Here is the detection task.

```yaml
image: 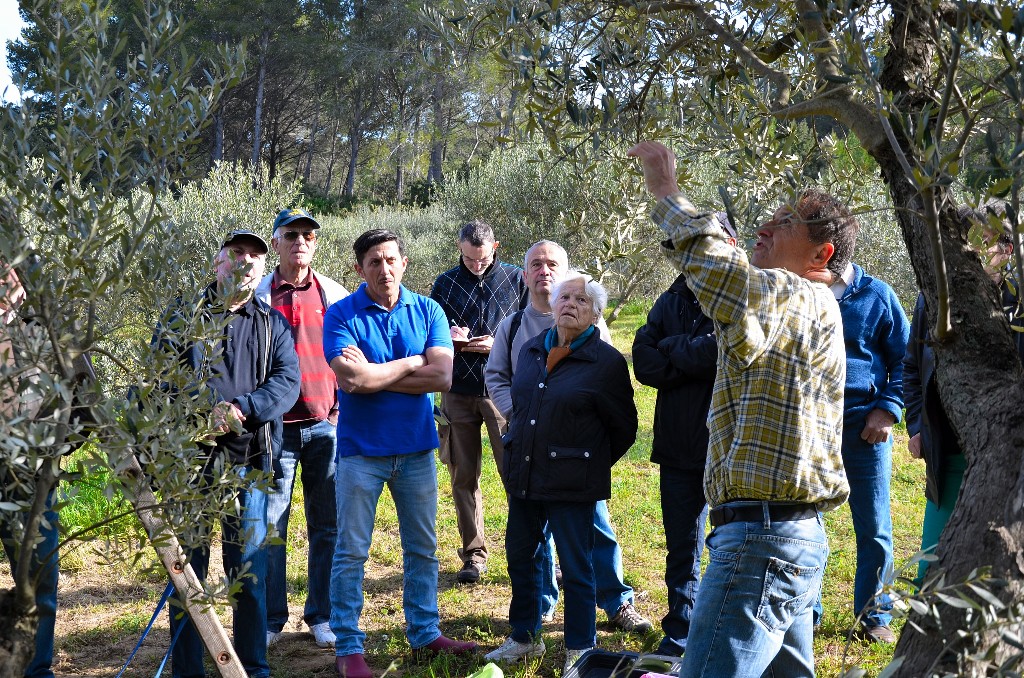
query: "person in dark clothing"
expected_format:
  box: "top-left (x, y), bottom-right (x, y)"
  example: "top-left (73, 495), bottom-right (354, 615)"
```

top-left (632, 213), bottom-right (736, 657)
top-left (906, 202), bottom-right (1023, 582)
top-left (155, 229), bottom-right (300, 678)
top-left (429, 220), bottom-right (527, 584)
top-left (486, 272), bottom-right (638, 674)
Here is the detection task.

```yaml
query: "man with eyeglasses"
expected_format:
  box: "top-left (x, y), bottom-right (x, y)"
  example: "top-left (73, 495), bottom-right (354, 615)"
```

top-left (257, 208), bottom-right (348, 649)
top-left (430, 221), bottom-right (528, 584)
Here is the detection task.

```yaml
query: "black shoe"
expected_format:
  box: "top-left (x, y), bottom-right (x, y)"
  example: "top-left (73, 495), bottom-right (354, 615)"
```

top-left (456, 561), bottom-right (485, 584)
top-left (555, 564), bottom-right (563, 588)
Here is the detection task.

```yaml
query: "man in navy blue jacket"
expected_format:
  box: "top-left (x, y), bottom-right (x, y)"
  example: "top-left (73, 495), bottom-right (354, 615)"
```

top-left (632, 213), bottom-right (736, 657)
top-left (830, 258), bottom-right (909, 643)
top-left (430, 221), bottom-right (527, 584)
top-left (156, 229), bottom-right (300, 678)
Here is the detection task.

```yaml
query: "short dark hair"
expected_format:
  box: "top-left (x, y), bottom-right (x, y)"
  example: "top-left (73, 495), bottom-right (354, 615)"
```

top-left (458, 220), bottom-right (495, 247)
top-left (353, 229), bottom-right (405, 266)
top-left (796, 188), bottom-right (859, 276)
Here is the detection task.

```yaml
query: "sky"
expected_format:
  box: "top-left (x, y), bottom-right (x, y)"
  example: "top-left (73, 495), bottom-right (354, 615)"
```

top-left (1, 0), bottom-right (27, 103)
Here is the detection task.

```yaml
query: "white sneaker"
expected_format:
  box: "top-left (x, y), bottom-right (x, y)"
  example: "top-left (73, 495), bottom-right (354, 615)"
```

top-left (309, 622), bottom-right (336, 648)
top-left (542, 610), bottom-right (555, 623)
top-left (563, 647), bottom-right (594, 674)
top-left (266, 631), bottom-right (281, 648)
top-left (484, 636), bottom-right (546, 662)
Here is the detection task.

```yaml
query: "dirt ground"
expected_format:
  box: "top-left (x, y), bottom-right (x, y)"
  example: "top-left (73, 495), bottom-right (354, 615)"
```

top-left (21, 542), bottom-right (338, 678)
top-left (4, 535), bottom-right (591, 678)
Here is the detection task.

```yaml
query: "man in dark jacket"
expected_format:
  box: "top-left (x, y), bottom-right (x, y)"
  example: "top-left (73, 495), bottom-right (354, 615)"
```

top-left (430, 221), bottom-right (527, 584)
top-left (632, 213), bottom-right (736, 657)
top-left (156, 229), bottom-right (300, 678)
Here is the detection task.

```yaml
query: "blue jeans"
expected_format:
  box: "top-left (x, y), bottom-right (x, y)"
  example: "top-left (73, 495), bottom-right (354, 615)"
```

top-left (506, 496), bottom-right (596, 650)
top-left (538, 500), bottom-right (632, 619)
top-left (169, 468), bottom-right (269, 678)
top-left (266, 419), bottom-right (337, 632)
top-left (680, 505), bottom-right (827, 678)
top-left (658, 467), bottom-right (707, 656)
top-left (842, 432), bottom-right (894, 628)
top-left (329, 451), bottom-right (441, 656)
top-left (0, 497), bottom-right (59, 678)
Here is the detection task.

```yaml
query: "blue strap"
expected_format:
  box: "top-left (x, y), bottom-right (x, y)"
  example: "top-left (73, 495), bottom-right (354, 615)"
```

top-left (115, 582), bottom-right (176, 678)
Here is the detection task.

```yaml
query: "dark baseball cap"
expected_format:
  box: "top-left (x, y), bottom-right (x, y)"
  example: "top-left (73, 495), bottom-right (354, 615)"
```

top-left (222, 229), bottom-right (269, 254)
top-left (273, 208), bottom-right (321, 232)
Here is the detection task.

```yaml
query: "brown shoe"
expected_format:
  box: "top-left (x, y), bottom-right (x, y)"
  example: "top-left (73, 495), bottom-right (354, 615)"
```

top-left (417, 634), bottom-right (479, 657)
top-left (336, 653), bottom-right (373, 678)
top-left (852, 624), bottom-right (896, 644)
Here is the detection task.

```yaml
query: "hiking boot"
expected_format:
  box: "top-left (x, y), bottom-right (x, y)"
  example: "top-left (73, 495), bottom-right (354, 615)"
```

top-left (417, 634), bottom-right (478, 657)
top-left (609, 602), bottom-right (653, 633)
top-left (564, 647), bottom-right (594, 674)
top-left (336, 653), bottom-right (373, 678)
top-left (456, 561), bottom-right (485, 584)
top-left (310, 622), bottom-right (336, 648)
top-left (852, 623), bottom-right (897, 644)
top-left (484, 636), bottom-right (546, 662)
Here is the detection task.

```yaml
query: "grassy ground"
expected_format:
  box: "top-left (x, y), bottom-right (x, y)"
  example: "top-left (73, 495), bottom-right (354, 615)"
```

top-left (8, 299), bottom-right (925, 677)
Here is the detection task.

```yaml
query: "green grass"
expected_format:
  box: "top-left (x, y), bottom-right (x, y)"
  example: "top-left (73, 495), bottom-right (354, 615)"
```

top-left (42, 301), bottom-right (924, 677)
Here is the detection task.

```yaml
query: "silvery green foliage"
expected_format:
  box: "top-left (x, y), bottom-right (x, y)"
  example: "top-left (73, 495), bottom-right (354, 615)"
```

top-left (314, 204), bottom-right (458, 295)
top-left (170, 162), bottom-right (302, 283)
top-left (0, 1), bottom-right (248, 671)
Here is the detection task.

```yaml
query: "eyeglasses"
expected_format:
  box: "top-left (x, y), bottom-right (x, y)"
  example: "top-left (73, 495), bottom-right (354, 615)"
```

top-left (281, 231), bottom-right (317, 242)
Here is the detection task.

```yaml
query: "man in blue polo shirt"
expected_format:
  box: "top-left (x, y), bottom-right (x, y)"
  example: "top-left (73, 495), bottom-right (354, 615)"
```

top-left (323, 229), bottom-right (478, 678)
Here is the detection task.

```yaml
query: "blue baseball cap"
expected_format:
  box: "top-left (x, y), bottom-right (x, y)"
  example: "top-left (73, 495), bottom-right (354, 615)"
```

top-left (273, 208), bottom-right (321, 232)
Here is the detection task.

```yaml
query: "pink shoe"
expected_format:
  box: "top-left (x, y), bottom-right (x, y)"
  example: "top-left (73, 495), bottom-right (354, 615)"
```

top-left (336, 653), bottom-right (373, 678)
top-left (418, 635), bottom-right (479, 657)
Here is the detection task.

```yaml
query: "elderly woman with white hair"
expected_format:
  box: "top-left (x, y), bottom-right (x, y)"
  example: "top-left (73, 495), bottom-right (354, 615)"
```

top-left (489, 271), bottom-right (638, 673)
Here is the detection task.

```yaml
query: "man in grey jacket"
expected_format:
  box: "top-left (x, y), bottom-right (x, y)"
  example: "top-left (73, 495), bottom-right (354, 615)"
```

top-left (256, 208), bottom-right (348, 649)
top-left (484, 240), bottom-right (652, 640)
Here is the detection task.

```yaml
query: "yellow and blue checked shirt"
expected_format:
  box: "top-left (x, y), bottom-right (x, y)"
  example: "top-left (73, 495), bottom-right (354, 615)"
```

top-left (651, 194), bottom-right (850, 512)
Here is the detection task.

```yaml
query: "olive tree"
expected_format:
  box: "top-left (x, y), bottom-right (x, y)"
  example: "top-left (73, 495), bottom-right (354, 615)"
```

top-left (0, 1), bottom-right (248, 674)
top-left (434, 0), bottom-right (1024, 674)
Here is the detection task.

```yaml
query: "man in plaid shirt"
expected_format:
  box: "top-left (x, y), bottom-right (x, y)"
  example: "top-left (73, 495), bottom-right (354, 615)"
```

top-left (630, 141), bottom-right (850, 678)
top-left (430, 221), bottom-right (528, 584)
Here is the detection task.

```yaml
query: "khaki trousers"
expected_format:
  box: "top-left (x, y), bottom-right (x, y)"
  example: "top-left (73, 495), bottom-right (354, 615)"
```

top-left (439, 391), bottom-right (506, 565)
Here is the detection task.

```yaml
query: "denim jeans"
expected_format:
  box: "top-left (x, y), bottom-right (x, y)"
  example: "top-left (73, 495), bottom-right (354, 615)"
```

top-left (0, 497), bottom-right (58, 678)
top-left (266, 419), bottom-right (337, 632)
top-left (506, 495), bottom-right (596, 650)
top-left (657, 467), bottom-right (707, 656)
top-left (680, 505), bottom-right (827, 678)
top-left (329, 451), bottom-right (441, 656)
top-left (537, 500), bottom-right (632, 619)
top-left (169, 467), bottom-right (269, 678)
top-left (841, 431), bottom-right (894, 628)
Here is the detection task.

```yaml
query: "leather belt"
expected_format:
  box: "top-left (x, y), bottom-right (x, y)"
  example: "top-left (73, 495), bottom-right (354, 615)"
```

top-left (709, 502), bottom-right (819, 528)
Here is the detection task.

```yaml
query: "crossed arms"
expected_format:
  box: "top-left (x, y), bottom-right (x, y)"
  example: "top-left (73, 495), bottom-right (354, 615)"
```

top-left (330, 345), bottom-right (453, 395)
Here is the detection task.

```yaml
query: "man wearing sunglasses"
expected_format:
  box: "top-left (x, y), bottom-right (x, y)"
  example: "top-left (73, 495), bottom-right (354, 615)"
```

top-left (257, 208), bottom-right (349, 649)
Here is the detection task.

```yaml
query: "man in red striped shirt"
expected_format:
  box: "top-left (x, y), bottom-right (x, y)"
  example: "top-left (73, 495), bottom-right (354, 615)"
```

top-left (257, 208), bottom-right (349, 650)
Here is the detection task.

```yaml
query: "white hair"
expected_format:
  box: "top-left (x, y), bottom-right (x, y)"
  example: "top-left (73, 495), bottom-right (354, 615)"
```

top-left (550, 270), bottom-right (608, 317)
